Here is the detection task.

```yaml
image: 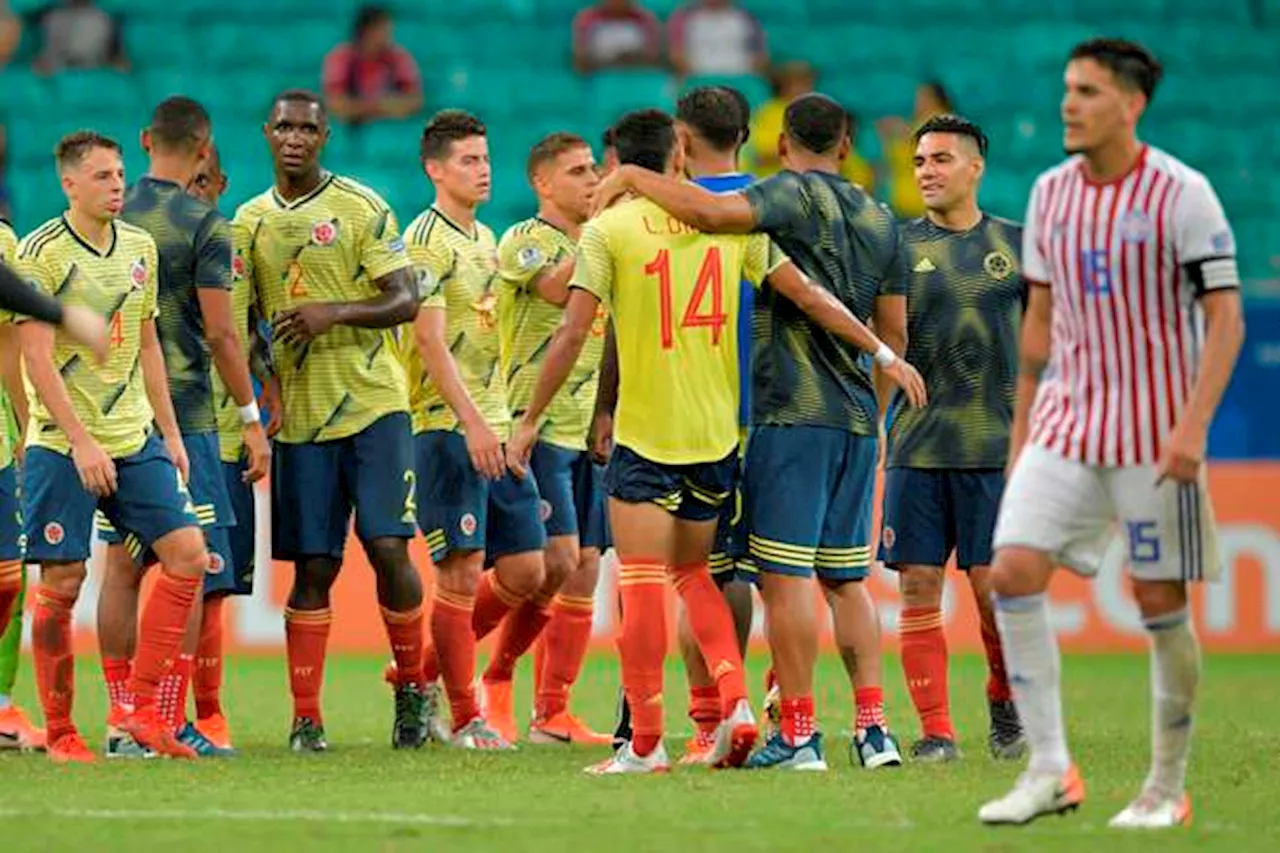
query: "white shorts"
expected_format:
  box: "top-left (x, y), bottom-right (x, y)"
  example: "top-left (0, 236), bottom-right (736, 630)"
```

top-left (993, 443), bottom-right (1220, 583)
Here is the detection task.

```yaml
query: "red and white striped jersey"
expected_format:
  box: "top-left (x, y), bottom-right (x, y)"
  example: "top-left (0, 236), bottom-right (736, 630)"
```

top-left (1023, 145), bottom-right (1237, 468)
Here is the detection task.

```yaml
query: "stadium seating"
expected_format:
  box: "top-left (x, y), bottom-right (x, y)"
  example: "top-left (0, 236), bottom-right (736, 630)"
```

top-left (0, 0), bottom-right (1275, 287)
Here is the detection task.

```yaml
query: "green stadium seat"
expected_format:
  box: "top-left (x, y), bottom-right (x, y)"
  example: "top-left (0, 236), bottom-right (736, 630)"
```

top-left (0, 69), bottom-right (51, 118)
top-left (587, 70), bottom-right (676, 117)
top-left (50, 71), bottom-right (143, 117)
top-left (1162, 0), bottom-right (1253, 24)
top-left (124, 19), bottom-right (190, 70)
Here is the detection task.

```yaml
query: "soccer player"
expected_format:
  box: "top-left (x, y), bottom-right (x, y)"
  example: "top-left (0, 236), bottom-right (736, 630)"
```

top-left (482, 131), bottom-right (610, 746)
top-left (237, 89), bottom-right (427, 752)
top-left (186, 144), bottom-right (277, 751)
top-left (400, 110), bottom-right (543, 750)
top-left (882, 114), bottom-right (1027, 763)
top-left (16, 131), bottom-right (213, 762)
top-left (596, 94), bottom-right (916, 771)
top-left (508, 108), bottom-right (924, 775)
top-left (977, 40), bottom-right (1244, 829)
top-left (95, 97), bottom-right (270, 758)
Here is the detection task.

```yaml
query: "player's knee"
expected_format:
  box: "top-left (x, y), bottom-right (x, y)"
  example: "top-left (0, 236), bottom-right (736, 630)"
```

top-left (436, 551), bottom-right (483, 595)
top-left (899, 566), bottom-right (944, 607)
top-left (154, 527), bottom-right (210, 579)
top-left (365, 536), bottom-right (411, 577)
top-left (1130, 578), bottom-right (1187, 621)
top-left (40, 562), bottom-right (87, 599)
top-left (990, 547), bottom-right (1052, 599)
top-left (542, 539), bottom-right (578, 596)
top-left (495, 551), bottom-right (545, 599)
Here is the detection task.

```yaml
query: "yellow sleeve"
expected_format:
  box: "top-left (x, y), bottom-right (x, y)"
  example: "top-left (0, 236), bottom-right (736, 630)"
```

top-left (569, 221), bottom-right (613, 310)
top-left (742, 234), bottom-right (787, 288)
top-left (13, 246), bottom-right (54, 298)
top-left (359, 207), bottom-right (413, 282)
top-left (409, 237), bottom-right (451, 310)
top-left (141, 239), bottom-right (160, 320)
top-left (498, 227), bottom-right (555, 293)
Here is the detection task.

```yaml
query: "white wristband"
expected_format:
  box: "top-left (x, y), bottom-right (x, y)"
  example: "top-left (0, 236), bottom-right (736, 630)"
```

top-left (873, 342), bottom-right (897, 368)
top-left (238, 401), bottom-right (261, 426)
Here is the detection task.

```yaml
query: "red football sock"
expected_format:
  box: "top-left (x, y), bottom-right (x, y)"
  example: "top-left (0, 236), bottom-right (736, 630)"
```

top-left (900, 606), bottom-right (954, 739)
top-left (194, 596), bottom-right (224, 720)
top-left (158, 654), bottom-right (193, 733)
top-left (688, 684), bottom-right (720, 736)
top-left (0, 559), bottom-right (22, 631)
top-left (535, 594), bottom-right (593, 719)
top-left (102, 656), bottom-right (133, 715)
top-left (381, 605), bottom-right (425, 686)
top-left (432, 588), bottom-right (480, 728)
top-left (531, 635), bottom-right (548, 698)
top-left (284, 606), bottom-right (332, 724)
top-left (33, 585), bottom-right (77, 743)
top-left (854, 686), bottom-right (887, 731)
top-left (780, 695), bottom-right (815, 746)
top-left (980, 611), bottom-right (1013, 703)
top-left (617, 560), bottom-right (667, 757)
top-left (422, 642), bottom-right (440, 684)
top-left (484, 598), bottom-right (551, 684)
top-left (471, 572), bottom-right (524, 642)
top-left (129, 570), bottom-right (200, 710)
top-left (670, 561), bottom-right (747, 718)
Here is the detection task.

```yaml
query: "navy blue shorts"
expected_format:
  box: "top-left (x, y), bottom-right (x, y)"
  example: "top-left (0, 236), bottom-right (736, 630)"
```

top-left (604, 444), bottom-right (736, 522)
top-left (416, 429), bottom-right (546, 563)
top-left (879, 467), bottom-right (1005, 570)
top-left (205, 459), bottom-right (256, 597)
top-left (100, 431), bottom-right (233, 562)
top-left (709, 449), bottom-right (750, 586)
top-left (530, 442), bottom-right (610, 551)
top-left (272, 412), bottom-right (416, 561)
top-left (744, 425), bottom-right (876, 582)
top-left (0, 464), bottom-right (22, 561)
top-left (24, 434), bottom-right (199, 563)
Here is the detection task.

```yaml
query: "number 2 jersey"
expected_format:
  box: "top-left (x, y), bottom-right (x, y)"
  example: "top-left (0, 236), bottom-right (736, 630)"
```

top-left (572, 196), bottom-right (782, 465)
top-left (234, 174), bottom-right (413, 445)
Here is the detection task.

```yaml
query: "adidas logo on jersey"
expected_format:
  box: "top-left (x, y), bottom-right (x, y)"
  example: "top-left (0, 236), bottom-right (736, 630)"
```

top-left (914, 258), bottom-right (937, 273)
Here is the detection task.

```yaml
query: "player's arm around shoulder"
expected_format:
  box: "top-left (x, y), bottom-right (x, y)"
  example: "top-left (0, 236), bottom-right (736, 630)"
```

top-left (599, 166), bottom-right (758, 233)
top-left (497, 223), bottom-right (572, 307)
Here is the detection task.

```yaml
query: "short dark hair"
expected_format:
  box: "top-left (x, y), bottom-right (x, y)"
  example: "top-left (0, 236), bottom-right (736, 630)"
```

top-left (1069, 38), bottom-right (1163, 101)
top-left (913, 113), bottom-right (988, 157)
top-left (354, 4), bottom-right (391, 39)
top-left (420, 109), bottom-right (487, 163)
top-left (55, 130), bottom-right (122, 171)
top-left (526, 132), bottom-right (590, 181)
top-left (148, 96), bottom-right (211, 153)
top-left (272, 88), bottom-right (326, 118)
top-left (601, 124), bottom-right (617, 151)
top-left (783, 93), bottom-right (848, 156)
top-left (677, 86), bottom-right (748, 152)
top-left (611, 109), bottom-right (676, 174)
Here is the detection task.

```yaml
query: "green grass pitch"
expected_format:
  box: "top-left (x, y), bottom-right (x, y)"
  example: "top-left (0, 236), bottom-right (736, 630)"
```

top-left (2, 652), bottom-right (1276, 852)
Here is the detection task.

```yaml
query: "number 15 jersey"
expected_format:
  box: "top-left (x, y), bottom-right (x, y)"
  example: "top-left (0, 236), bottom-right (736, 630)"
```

top-left (572, 196), bottom-right (783, 466)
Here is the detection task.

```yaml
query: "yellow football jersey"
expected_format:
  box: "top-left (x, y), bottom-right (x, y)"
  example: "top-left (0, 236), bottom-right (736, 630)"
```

top-left (402, 206), bottom-right (509, 437)
top-left (212, 221), bottom-right (256, 463)
top-left (235, 174), bottom-right (412, 445)
top-left (497, 217), bottom-right (607, 452)
top-left (572, 197), bottom-right (781, 465)
top-left (0, 220), bottom-right (18, 471)
top-left (14, 217), bottom-right (160, 459)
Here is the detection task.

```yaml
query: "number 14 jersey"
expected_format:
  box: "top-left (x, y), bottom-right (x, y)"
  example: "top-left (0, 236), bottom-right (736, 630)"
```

top-left (572, 196), bottom-right (783, 465)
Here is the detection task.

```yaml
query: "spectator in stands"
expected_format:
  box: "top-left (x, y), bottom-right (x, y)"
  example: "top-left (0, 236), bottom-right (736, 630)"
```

top-left (878, 80), bottom-right (953, 218)
top-left (31, 0), bottom-right (128, 75)
top-left (322, 5), bottom-right (423, 125)
top-left (746, 62), bottom-right (874, 192)
top-left (0, 2), bottom-right (22, 68)
top-left (572, 0), bottom-right (662, 75)
top-left (668, 0), bottom-right (768, 77)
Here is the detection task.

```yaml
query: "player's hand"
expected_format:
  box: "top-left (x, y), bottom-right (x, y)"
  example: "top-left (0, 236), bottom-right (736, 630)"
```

top-left (70, 436), bottom-right (117, 497)
top-left (505, 419), bottom-right (538, 480)
top-left (591, 168), bottom-right (632, 216)
top-left (886, 359), bottom-right (928, 408)
top-left (1156, 418), bottom-right (1206, 486)
top-left (241, 421), bottom-right (271, 483)
top-left (462, 417), bottom-right (505, 481)
top-left (588, 411), bottom-right (613, 464)
top-left (164, 432), bottom-right (190, 485)
top-left (62, 305), bottom-right (110, 364)
top-left (274, 303), bottom-right (337, 345)
top-left (259, 377), bottom-right (283, 437)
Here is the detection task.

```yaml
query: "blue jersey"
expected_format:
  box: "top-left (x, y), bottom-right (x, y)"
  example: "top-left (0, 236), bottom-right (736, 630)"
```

top-left (693, 172), bottom-right (755, 427)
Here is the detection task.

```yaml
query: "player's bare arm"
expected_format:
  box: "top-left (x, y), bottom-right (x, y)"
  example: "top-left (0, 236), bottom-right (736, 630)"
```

top-left (198, 285), bottom-right (270, 482)
top-left (870, 293), bottom-right (913, 411)
top-left (1009, 283), bottom-right (1052, 476)
top-left (0, 322), bottom-right (28, 452)
top-left (140, 317), bottom-right (189, 484)
top-left (507, 288), bottom-right (599, 476)
top-left (1160, 287), bottom-right (1245, 485)
top-left (414, 305), bottom-right (504, 481)
top-left (768, 263), bottom-right (926, 408)
top-left (595, 165), bottom-right (757, 233)
top-left (18, 319), bottom-right (117, 496)
top-left (589, 320), bottom-right (618, 463)
top-left (274, 266), bottom-right (419, 345)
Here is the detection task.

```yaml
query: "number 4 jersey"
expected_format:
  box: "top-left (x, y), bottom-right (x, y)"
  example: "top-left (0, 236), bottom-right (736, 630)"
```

top-left (571, 196), bottom-right (784, 465)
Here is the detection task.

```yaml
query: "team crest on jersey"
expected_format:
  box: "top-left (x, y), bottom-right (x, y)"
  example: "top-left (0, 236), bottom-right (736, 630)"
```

top-left (311, 219), bottom-right (339, 247)
top-left (44, 522), bottom-right (65, 546)
top-left (231, 254), bottom-right (247, 280)
top-left (208, 552), bottom-right (224, 575)
top-left (881, 525), bottom-right (896, 550)
top-left (129, 257), bottom-right (147, 288)
top-left (471, 291), bottom-right (499, 332)
top-left (983, 251), bottom-right (1014, 281)
top-left (517, 245), bottom-right (544, 271)
top-left (460, 513), bottom-right (478, 537)
top-left (1119, 210), bottom-right (1153, 244)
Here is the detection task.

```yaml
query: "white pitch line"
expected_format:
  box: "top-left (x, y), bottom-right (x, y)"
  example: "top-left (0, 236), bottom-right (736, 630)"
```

top-left (0, 807), bottom-right (510, 828)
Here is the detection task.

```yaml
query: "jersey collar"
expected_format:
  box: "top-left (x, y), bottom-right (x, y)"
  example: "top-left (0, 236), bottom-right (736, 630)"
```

top-left (61, 214), bottom-right (117, 258)
top-left (431, 204), bottom-right (479, 241)
top-left (272, 172), bottom-right (335, 210)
